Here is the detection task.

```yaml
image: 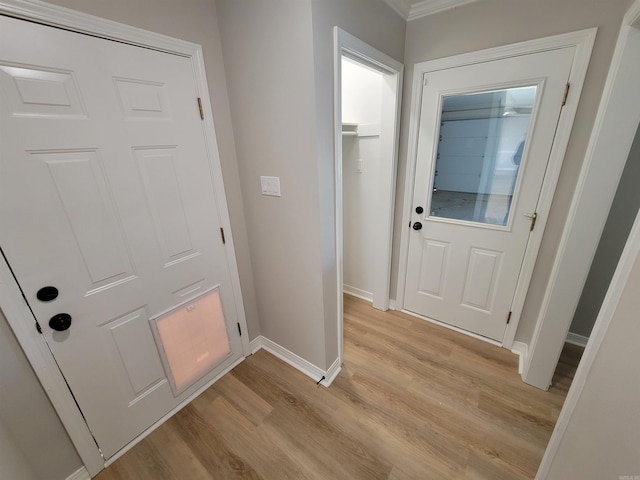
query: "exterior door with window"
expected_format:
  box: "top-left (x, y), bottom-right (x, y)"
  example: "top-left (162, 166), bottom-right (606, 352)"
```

top-left (404, 47), bottom-right (574, 341)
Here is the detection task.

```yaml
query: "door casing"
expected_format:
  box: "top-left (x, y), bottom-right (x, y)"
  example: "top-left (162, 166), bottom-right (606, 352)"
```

top-left (0, 0), bottom-right (250, 475)
top-left (333, 27), bottom-right (403, 366)
top-left (526, 1), bottom-right (640, 392)
top-left (397, 28), bottom-right (597, 353)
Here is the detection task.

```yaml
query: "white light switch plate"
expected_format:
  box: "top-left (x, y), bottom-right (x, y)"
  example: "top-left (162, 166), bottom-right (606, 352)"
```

top-left (260, 176), bottom-right (281, 197)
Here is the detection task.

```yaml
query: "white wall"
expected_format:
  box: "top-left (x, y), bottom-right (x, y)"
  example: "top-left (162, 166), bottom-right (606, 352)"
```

top-left (342, 58), bottom-right (384, 298)
top-left (544, 238), bottom-right (640, 478)
top-left (310, 0), bottom-right (406, 366)
top-left (397, 0), bottom-right (633, 349)
top-left (217, 0), bottom-right (405, 371)
top-left (216, 0), bottom-right (329, 369)
top-left (0, 309), bottom-right (82, 480)
top-left (43, 0), bottom-right (261, 342)
top-left (570, 123), bottom-right (640, 337)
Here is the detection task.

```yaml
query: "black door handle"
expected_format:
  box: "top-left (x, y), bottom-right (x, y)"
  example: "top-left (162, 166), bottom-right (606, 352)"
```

top-left (412, 222), bottom-right (423, 231)
top-left (49, 313), bottom-right (72, 332)
top-left (37, 286), bottom-right (59, 302)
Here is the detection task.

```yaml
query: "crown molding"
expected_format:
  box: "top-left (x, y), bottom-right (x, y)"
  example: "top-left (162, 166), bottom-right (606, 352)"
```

top-left (408, 0), bottom-right (479, 20)
top-left (384, 0), bottom-right (481, 21)
top-left (382, 0), bottom-right (411, 19)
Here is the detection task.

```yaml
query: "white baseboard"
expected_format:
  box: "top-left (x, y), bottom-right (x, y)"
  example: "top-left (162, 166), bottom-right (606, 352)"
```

top-left (566, 332), bottom-right (589, 347)
top-left (66, 466), bottom-right (90, 480)
top-left (343, 285), bottom-right (373, 302)
top-left (322, 356), bottom-right (342, 387)
top-left (250, 335), bottom-right (341, 387)
top-left (259, 336), bottom-right (325, 381)
top-left (511, 341), bottom-right (528, 375)
top-left (249, 336), bottom-right (262, 354)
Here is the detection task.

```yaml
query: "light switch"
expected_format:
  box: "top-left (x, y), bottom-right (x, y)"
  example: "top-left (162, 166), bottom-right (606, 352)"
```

top-left (356, 158), bottom-right (364, 173)
top-left (260, 176), bottom-right (281, 197)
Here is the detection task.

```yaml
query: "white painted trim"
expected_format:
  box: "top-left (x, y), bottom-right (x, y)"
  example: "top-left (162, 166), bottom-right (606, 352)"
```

top-left (249, 336), bottom-right (263, 355)
top-left (413, 29), bottom-right (596, 74)
top-left (0, 258), bottom-right (104, 475)
top-left (343, 285), bottom-right (373, 303)
top-left (322, 356), bottom-right (342, 387)
top-left (627, 0), bottom-right (640, 27)
top-left (382, 0), bottom-right (411, 19)
top-left (0, 0), bottom-right (197, 54)
top-left (524, 14), bottom-right (640, 390)
top-left (382, 0), bottom-right (480, 20)
top-left (105, 356), bottom-right (244, 467)
top-left (395, 54), bottom-right (426, 313)
top-left (511, 341), bottom-right (528, 375)
top-left (536, 174), bottom-right (640, 479)
top-left (65, 466), bottom-right (91, 480)
top-left (400, 308), bottom-right (502, 347)
top-left (503, 29), bottom-right (596, 350)
top-left (250, 336), bottom-right (342, 387)
top-left (0, 0), bottom-right (251, 474)
top-left (333, 27), bottom-right (403, 368)
top-left (388, 299), bottom-right (397, 310)
top-left (260, 336), bottom-right (325, 383)
top-left (408, 0), bottom-right (479, 20)
top-left (396, 29), bottom-right (597, 351)
top-left (565, 332), bottom-right (589, 348)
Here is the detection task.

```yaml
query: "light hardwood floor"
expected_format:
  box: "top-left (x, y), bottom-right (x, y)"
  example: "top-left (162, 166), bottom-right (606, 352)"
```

top-left (95, 295), bottom-right (582, 480)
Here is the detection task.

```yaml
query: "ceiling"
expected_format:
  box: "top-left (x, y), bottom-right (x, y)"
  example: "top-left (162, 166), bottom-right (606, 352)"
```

top-left (383, 0), bottom-right (479, 20)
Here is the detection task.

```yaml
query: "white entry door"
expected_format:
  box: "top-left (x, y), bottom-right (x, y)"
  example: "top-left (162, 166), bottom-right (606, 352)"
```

top-left (404, 48), bottom-right (574, 341)
top-left (0, 16), bottom-right (244, 459)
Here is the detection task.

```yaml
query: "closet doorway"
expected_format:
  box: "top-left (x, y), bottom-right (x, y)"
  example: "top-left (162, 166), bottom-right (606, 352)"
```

top-left (333, 28), bottom-right (403, 362)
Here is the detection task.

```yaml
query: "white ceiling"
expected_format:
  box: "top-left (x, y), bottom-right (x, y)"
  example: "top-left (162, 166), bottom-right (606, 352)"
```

top-left (383, 0), bottom-right (479, 21)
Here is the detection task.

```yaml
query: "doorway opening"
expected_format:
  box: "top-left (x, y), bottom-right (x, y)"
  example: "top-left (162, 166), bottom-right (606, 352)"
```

top-left (333, 28), bottom-right (403, 364)
top-left (341, 57), bottom-right (389, 302)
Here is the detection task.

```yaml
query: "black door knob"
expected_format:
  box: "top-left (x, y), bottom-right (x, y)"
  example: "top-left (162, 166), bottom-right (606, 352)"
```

top-left (415, 206), bottom-right (424, 214)
top-left (412, 222), bottom-right (423, 231)
top-left (37, 286), bottom-right (59, 302)
top-left (49, 313), bottom-right (72, 332)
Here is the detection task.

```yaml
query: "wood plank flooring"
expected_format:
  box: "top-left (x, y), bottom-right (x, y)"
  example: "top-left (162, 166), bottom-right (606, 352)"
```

top-left (95, 295), bottom-right (582, 480)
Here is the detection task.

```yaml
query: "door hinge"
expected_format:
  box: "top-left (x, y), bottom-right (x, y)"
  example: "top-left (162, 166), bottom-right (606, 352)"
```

top-left (35, 321), bottom-right (42, 334)
top-left (506, 311), bottom-right (512, 325)
top-left (220, 227), bottom-right (226, 244)
top-left (197, 97), bottom-right (204, 120)
top-left (237, 323), bottom-right (242, 336)
top-left (561, 83), bottom-right (570, 107)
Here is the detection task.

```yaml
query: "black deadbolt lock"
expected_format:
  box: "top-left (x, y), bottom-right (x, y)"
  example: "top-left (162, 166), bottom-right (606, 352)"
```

top-left (412, 222), bottom-right (423, 231)
top-left (415, 206), bottom-right (424, 214)
top-left (49, 313), bottom-right (72, 332)
top-left (37, 286), bottom-right (59, 302)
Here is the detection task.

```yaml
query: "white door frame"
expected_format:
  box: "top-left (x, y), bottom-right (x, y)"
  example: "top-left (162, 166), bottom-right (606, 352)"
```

top-left (396, 29), bottom-right (597, 349)
top-left (0, 0), bottom-right (250, 475)
top-left (333, 27), bottom-right (403, 363)
top-left (525, 1), bottom-right (640, 391)
top-left (536, 190), bottom-right (640, 477)
top-left (528, 10), bottom-right (640, 462)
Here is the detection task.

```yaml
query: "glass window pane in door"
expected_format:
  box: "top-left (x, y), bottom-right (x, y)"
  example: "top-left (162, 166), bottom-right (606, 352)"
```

top-left (429, 85), bottom-right (537, 226)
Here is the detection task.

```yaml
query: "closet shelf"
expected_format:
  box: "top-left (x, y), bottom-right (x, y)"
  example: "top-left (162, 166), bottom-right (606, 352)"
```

top-left (341, 123), bottom-right (380, 138)
top-left (342, 123), bottom-right (358, 136)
